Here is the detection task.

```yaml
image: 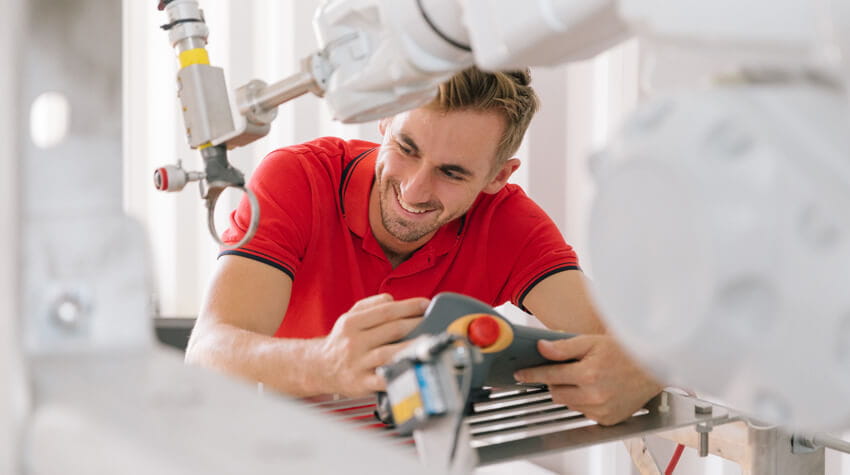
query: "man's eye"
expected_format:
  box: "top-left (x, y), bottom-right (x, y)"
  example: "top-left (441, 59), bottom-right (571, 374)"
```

top-left (442, 169), bottom-right (463, 181)
top-left (397, 142), bottom-right (414, 155)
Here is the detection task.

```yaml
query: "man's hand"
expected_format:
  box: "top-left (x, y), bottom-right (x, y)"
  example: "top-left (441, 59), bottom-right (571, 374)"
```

top-left (514, 335), bottom-right (662, 426)
top-left (315, 294), bottom-right (428, 397)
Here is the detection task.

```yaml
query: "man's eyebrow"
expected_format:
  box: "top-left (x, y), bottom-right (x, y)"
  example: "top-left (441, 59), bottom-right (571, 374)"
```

top-left (396, 132), bottom-right (420, 154)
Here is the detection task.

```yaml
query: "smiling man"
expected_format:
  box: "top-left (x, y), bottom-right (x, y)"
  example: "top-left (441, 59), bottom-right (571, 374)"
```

top-left (186, 67), bottom-right (661, 425)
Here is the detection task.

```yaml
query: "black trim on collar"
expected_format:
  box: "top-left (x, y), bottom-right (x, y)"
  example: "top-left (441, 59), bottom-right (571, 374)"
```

top-left (339, 147), bottom-right (377, 216)
top-left (457, 215), bottom-right (466, 236)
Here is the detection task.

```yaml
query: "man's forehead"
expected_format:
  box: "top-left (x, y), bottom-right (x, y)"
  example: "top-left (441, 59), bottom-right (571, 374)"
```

top-left (389, 109), bottom-right (502, 167)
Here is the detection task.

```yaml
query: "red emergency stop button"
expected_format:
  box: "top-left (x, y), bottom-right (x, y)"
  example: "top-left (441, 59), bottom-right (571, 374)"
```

top-left (467, 315), bottom-right (500, 348)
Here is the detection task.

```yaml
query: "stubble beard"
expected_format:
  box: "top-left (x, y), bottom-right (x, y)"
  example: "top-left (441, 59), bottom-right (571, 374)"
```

top-left (378, 177), bottom-right (445, 243)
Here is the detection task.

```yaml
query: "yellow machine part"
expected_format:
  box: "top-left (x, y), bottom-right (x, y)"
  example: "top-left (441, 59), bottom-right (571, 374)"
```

top-left (391, 392), bottom-right (424, 425)
top-left (178, 47), bottom-right (210, 67)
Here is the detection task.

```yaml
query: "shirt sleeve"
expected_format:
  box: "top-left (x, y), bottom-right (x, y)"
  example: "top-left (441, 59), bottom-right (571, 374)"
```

top-left (491, 188), bottom-right (580, 311)
top-left (219, 148), bottom-right (317, 279)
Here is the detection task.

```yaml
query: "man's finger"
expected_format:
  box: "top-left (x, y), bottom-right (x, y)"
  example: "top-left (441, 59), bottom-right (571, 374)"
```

top-left (537, 335), bottom-right (597, 362)
top-left (363, 372), bottom-right (387, 393)
top-left (349, 293), bottom-right (393, 311)
top-left (544, 386), bottom-right (619, 423)
top-left (350, 297), bottom-right (430, 330)
top-left (361, 316), bottom-right (423, 349)
top-left (341, 373), bottom-right (386, 398)
top-left (514, 361), bottom-right (583, 385)
top-left (547, 384), bottom-right (600, 408)
top-left (363, 340), bottom-right (413, 369)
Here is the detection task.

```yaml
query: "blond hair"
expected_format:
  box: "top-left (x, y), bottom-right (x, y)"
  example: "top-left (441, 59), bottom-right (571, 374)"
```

top-left (429, 67), bottom-right (539, 167)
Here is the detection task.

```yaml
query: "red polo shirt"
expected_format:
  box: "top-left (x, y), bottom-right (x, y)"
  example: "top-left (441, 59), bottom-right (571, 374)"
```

top-left (221, 137), bottom-right (579, 338)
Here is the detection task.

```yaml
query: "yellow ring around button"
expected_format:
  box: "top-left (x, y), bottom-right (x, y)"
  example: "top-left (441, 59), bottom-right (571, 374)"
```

top-left (446, 313), bottom-right (514, 353)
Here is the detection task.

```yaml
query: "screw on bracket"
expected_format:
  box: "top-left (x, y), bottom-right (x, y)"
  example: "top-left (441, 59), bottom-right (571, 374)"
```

top-left (696, 422), bottom-right (713, 457)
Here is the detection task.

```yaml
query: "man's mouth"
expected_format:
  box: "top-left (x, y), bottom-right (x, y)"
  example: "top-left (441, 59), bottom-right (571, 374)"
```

top-left (394, 186), bottom-right (434, 215)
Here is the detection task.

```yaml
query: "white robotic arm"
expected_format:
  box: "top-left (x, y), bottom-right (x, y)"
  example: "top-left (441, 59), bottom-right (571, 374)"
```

top-left (312, 0), bottom-right (630, 120)
top-left (158, 0), bottom-right (631, 141)
top-left (312, 0), bottom-right (473, 123)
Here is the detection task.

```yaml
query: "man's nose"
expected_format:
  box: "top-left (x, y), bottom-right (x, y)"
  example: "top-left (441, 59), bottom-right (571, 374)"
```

top-left (400, 165), bottom-right (433, 205)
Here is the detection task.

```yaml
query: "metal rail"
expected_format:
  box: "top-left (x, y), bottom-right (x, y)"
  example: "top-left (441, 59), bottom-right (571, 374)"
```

top-left (313, 389), bottom-right (737, 467)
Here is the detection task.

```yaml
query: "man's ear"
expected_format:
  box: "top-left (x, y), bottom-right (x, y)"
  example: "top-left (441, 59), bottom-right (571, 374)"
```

top-left (378, 117), bottom-right (392, 136)
top-left (483, 158), bottom-right (521, 194)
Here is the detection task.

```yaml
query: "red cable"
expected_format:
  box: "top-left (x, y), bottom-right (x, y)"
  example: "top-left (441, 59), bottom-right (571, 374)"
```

top-left (665, 444), bottom-right (686, 475)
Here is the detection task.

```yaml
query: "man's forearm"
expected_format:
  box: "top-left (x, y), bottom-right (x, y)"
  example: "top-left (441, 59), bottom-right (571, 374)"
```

top-left (185, 321), bottom-right (325, 397)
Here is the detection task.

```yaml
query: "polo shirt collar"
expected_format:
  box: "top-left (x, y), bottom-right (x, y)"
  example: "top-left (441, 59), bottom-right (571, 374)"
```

top-left (340, 148), bottom-right (376, 238)
top-left (341, 147), bottom-right (466, 258)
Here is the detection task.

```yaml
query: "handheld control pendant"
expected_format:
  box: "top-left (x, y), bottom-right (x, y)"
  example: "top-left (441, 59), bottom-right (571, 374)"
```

top-left (409, 292), bottom-right (575, 388)
top-left (377, 292), bottom-right (575, 432)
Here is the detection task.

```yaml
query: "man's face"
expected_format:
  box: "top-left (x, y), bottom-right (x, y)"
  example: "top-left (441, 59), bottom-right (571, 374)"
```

top-left (371, 107), bottom-right (519, 253)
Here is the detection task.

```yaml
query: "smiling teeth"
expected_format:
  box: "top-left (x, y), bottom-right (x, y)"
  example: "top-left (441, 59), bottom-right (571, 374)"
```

top-left (400, 200), bottom-right (428, 214)
top-left (397, 189), bottom-right (429, 214)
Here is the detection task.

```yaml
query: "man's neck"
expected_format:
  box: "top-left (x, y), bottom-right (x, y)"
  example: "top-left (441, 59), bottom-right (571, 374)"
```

top-left (381, 245), bottom-right (411, 269)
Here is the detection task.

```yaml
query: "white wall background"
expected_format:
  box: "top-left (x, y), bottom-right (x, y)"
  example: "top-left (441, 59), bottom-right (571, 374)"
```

top-left (122, 1), bottom-right (849, 474)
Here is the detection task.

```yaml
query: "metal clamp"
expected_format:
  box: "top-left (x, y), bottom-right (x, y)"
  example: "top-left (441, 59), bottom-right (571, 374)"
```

top-left (199, 145), bottom-right (259, 249)
top-left (203, 182), bottom-right (260, 250)
top-left (153, 145), bottom-right (260, 249)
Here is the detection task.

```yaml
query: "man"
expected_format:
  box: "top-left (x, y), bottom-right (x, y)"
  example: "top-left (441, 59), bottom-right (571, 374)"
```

top-left (186, 67), bottom-right (661, 425)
